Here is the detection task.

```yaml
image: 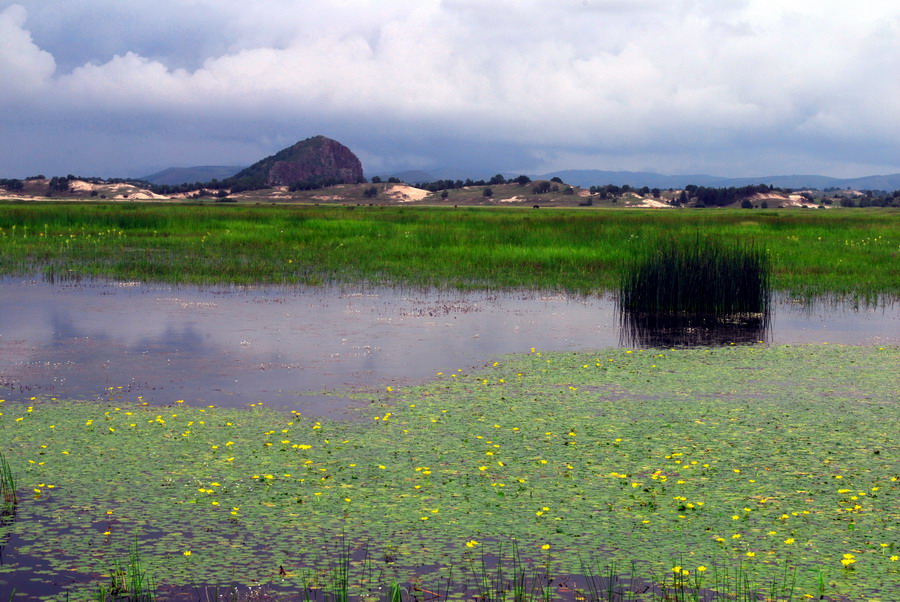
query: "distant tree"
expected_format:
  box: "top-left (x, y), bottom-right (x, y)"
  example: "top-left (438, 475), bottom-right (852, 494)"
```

top-left (0, 179), bottom-right (23, 191)
top-left (741, 199), bottom-right (753, 209)
top-left (489, 174), bottom-right (506, 185)
top-left (371, 176), bottom-right (382, 184)
top-left (515, 175), bottom-right (532, 186)
top-left (440, 190), bottom-right (449, 199)
top-left (760, 200), bottom-right (768, 208)
top-left (651, 188), bottom-right (661, 198)
top-left (363, 186), bottom-right (378, 199)
top-left (482, 187), bottom-right (493, 198)
top-left (48, 176), bottom-right (70, 192)
top-left (563, 187), bottom-right (574, 195)
top-left (532, 181), bottom-right (551, 194)
top-left (550, 176), bottom-right (563, 184)
top-left (387, 177), bottom-right (401, 184)
top-left (640, 186), bottom-right (650, 195)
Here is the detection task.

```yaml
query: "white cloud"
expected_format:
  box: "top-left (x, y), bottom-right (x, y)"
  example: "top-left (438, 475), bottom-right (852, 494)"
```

top-left (0, 0), bottom-right (897, 177)
top-left (0, 4), bottom-right (55, 98)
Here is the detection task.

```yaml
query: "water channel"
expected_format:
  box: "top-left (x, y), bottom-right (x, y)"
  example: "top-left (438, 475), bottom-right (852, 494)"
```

top-left (1, 277), bottom-right (896, 417)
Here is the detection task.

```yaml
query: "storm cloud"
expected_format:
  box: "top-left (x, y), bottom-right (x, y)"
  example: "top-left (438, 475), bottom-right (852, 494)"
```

top-left (1, 0), bottom-right (897, 179)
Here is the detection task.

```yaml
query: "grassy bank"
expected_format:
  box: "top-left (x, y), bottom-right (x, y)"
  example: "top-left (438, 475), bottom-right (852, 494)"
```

top-left (0, 203), bottom-right (897, 298)
top-left (0, 344), bottom-right (897, 600)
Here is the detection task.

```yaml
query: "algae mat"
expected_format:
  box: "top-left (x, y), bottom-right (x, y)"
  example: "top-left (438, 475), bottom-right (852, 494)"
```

top-left (0, 344), bottom-right (897, 600)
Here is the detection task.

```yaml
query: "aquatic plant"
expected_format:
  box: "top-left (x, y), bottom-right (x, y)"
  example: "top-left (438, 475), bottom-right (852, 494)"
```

top-left (0, 344), bottom-right (896, 599)
top-left (0, 450), bottom-right (16, 506)
top-left (618, 236), bottom-right (771, 317)
top-left (94, 538), bottom-right (155, 601)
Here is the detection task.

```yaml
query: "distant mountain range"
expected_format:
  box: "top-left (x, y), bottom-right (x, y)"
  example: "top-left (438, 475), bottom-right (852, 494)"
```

top-left (388, 169), bottom-right (900, 191)
top-left (142, 164), bottom-right (900, 192)
top-left (140, 166), bottom-right (244, 186)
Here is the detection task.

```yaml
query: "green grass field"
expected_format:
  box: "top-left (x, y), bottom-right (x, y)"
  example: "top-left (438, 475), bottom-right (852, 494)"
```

top-left (0, 344), bottom-right (897, 600)
top-left (0, 203), bottom-right (897, 298)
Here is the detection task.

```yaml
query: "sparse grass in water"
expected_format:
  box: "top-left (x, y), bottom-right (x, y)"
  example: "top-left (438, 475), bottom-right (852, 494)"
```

top-left (0, 449), bottom-right (17, 506)
top-left (94, 538), bottom-right (155, 601)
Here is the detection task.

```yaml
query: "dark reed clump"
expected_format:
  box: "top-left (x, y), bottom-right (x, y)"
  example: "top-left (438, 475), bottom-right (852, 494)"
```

top-left (619, 236), bottom-right (771, 317)
top-left (0, 450), bottom-right (16, 506)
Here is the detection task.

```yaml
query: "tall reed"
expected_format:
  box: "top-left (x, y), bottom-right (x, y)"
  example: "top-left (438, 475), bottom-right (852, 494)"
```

top-left (618, 236), bottom-right (771, 317)
top-left (0, 450), bottom-right (16, 506)
top-left (94, 537), bottom-right (155, 601)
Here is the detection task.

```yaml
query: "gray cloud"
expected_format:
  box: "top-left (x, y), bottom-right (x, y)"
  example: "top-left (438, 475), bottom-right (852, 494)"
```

top-left (1, 0), bottom-right (898, 179)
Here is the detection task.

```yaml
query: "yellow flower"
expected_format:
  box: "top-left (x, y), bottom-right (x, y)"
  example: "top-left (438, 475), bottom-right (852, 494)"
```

top-left (697, 565), bottom-right (707, 573)
top-left (746, 551), bottom-right (756, 558)
top-left (466, 540), bottom-right (479, 548)
top-left (784, 538), bottom-right (795, 545)
top-left (732, 534), bottom-right (741, 539)
top-left (541, 544), bottom-right (551, 550)
top-left (184, 551), bottom-right (192, 556)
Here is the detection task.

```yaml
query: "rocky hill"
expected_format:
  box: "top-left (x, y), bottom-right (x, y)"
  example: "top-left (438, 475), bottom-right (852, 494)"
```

top-left (230, 136), bottom-right (364, 189)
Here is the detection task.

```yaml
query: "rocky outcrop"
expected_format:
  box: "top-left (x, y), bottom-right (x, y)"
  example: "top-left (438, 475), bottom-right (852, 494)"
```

top-left (231, 136), bottom-right (364, 188)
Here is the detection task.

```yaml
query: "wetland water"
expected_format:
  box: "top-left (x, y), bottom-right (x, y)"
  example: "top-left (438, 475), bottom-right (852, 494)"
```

top-left (1, 278), bottom-right (896, 416)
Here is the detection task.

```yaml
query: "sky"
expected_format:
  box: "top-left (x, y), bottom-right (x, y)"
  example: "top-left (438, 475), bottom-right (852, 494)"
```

top-left (1, 0), bottom-right (898, 180)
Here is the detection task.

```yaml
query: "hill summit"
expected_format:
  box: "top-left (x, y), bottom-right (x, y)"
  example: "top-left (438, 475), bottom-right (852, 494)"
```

top-left (231, 135), bottom-right (364, 188)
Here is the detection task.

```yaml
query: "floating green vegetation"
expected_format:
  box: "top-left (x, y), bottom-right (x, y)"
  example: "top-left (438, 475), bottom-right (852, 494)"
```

top-left (0, 344), bottom-right (897, 599)
top-left (0, 203), bottom-right (897, 299)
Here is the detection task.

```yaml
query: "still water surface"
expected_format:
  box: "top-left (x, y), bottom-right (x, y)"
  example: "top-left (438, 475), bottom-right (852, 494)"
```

top-left (1, 278), bottom-right (896, 416)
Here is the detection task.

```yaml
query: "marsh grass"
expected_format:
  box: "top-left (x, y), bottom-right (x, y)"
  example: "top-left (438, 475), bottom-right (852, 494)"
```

top-left (0, 450), bottom-right (17, 506)
top-left (94, 538), bottom-right (155, 601)
top-left (618, 237), bottom-right (771, 317)
top-left (0, 203), bottom-right (896, 298)
top-left (618, 237), bottom-right (772, 346)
